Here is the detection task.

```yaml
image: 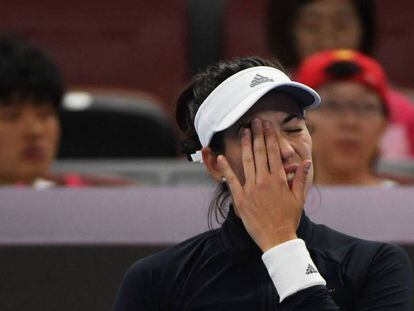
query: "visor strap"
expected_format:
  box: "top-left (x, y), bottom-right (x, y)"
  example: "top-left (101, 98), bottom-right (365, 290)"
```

top-left (190, 150), bottom-right (203, 163)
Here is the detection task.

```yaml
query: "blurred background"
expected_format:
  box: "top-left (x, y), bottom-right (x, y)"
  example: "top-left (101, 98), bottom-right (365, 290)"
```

top-left (0, 0), bottom-right (412, 183)
top-left (2, 0), bottom-right (412, 103)
top-left (1, 1), bottom-right (414, 310)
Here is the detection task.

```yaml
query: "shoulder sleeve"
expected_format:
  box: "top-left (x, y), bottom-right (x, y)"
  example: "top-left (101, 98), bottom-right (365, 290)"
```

top-left (356, 243), bottom-right (413, 310)
top-left (113, 260), bottom-right (160, 311)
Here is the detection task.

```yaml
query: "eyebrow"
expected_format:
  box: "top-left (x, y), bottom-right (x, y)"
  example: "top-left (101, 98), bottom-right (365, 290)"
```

top-left (282, 114), bottom-right (301, 124)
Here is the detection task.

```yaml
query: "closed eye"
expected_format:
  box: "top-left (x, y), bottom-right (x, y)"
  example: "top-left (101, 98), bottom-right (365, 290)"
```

top-left (283, 115), bottom-right (306, 134)
top-left (0, 108), bottom-right (20, 121)
top-left (284, 128), bottom-right (303, 133)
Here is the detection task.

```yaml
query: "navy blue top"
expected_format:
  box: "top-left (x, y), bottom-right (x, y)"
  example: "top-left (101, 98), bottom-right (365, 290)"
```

top-left (113, 209), bottom-right (413, 310)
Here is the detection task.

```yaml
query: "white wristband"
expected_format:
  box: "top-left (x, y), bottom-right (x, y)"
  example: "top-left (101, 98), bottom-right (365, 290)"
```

top-left (262, 239), bottom-right (326, 302)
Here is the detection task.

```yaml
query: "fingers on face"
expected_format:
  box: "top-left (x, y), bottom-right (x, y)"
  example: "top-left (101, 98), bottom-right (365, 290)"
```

top-left (241, 127), bottom-right (255, 185)
top-left (291, 160), bottom-right (312, 205)
top-left (251, 118), bottom-right (284, 177)
top-left (262, 120), bottom-right (283, 176)
top-left (251, 118), bottom-right (269, 178)
top-left (237, 118), bottom-right (287, 186)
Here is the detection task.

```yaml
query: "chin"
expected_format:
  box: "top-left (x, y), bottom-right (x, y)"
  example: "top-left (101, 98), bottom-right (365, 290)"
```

top-left (20, 168), bottom-right (48, 181)
top-left (332, 162), bottom-right (365, 175)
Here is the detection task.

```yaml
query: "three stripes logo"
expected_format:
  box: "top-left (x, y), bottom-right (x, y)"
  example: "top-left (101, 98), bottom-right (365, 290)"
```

top-left (250, 74), bottom-right (274, 87)
top-left (306, 264), bottom-right (318, 275)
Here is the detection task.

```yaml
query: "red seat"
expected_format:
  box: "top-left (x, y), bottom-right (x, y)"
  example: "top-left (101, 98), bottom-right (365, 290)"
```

top-left (223, 0), bottom-right (273, 60)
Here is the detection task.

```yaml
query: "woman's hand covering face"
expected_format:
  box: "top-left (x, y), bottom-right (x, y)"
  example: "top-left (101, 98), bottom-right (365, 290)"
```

top-left (218, 118), bottom-right (312, 252)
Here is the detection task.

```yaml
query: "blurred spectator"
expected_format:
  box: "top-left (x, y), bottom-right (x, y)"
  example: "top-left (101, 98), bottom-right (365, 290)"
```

top-left (295, 49), bottom-right (396, 186)
top-left (0, 35), bottom-right (135, 188)
top-left (267, 0), bottom-right (414, 160)
top-left (0, 35), bottom-right (63, 188)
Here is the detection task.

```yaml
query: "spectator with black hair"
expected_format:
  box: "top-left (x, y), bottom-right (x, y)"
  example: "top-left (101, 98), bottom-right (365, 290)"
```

top-left (0, 35), bottom-right (137, 188)
top-left (0, 35), bottom-right (65, 188)
top-left (267, 0), bottom-right (414, 160)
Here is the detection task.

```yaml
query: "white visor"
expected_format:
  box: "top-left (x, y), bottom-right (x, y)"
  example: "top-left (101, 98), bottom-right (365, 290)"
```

top-left (191, 66), bottom-right (320, 162)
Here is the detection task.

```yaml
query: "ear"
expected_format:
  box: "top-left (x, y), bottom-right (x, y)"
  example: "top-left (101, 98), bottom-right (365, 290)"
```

top-left (202, 147), bottom-right (223, 182)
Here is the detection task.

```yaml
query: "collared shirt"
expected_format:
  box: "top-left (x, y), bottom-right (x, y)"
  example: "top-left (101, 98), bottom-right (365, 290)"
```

top-left (113, 208), bottom-right (412, 310)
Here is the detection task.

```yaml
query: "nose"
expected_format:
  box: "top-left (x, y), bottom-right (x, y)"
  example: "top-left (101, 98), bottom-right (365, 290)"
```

top-left (22, 112), bottom-right (44, 138)
top-left (337, 108), bottom-right (361, 129)
top-left (277, 134), bottom-right (295, 163)
top-left (318, 28), bottom-right (338, 51)
top-left (316, 17), bottom-right (347, 49)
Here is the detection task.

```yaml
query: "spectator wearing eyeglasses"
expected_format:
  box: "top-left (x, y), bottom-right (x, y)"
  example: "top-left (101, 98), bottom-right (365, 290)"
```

top-left (295, 49), bottom-right (395, 186)
top-left (268, 0), bottom-right (414, 160)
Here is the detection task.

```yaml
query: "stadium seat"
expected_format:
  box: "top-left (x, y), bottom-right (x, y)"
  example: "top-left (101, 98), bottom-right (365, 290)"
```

top-left (58, 89), bottom-right (179, 158)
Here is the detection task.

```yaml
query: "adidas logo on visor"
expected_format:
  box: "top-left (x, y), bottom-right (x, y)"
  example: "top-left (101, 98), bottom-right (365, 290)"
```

top-left (250, 74), bottom-right (274, 87)
top-left (306, 264), bottom-right (319, 275)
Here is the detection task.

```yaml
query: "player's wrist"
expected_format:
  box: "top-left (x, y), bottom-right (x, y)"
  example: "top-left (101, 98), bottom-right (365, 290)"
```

top-left (262, 238), bottom-right (326, 302)
top-left (260, 231), bottom-right (298, 252)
